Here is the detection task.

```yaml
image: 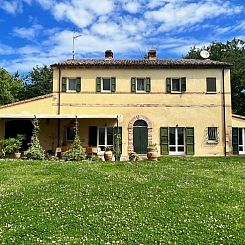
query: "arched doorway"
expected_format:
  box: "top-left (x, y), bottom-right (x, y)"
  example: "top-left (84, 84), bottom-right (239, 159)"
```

top-left (133, 120), bottom-right (148, 154)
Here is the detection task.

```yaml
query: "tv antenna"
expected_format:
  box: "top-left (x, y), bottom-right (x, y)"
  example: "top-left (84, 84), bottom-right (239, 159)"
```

top-left (72, 32), bottom-right (82, 60)
top-left (200, 50), bottom-right (210, 59)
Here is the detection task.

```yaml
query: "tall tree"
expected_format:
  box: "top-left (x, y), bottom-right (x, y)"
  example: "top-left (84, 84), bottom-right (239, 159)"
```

top-left (184, 39), bottom-right (245, 116)
top-left (21, 65), bottom-right (53, 100)
top-left (0, 68), bottom-right (24, 105)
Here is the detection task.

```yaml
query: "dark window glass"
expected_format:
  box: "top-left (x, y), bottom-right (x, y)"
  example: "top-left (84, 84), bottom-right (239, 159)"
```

top-left (169, 128), bottom-right (175, 145)
top-left (177, 128), bottom-right (184, 145)
top-left (68, 79), bottom-right (76, 91)
top-left (99, 128), bottom-right (105, 145)
top-left (169, 146), bottom-right (176, 151)
top-left (172, 78), bottom-right (180, 91)
top-left (102, 78), bottom-right (111, 91)
top-left (206, 78), bottom-right (216, 92)
top-left (208, 127), bottom-right (217, 141)
top-left (137, 78), bottom-right (145, 91)
top-left (107, 127), bottom-right (114, 145)
top-left (133, 120), bottom-right (147, 127)
top-left (178, 146), bottom-right (184, 151)
top-left (67, 127), bottom-right (75, 141)
top-left (239, 128), bottom-right (242, 145)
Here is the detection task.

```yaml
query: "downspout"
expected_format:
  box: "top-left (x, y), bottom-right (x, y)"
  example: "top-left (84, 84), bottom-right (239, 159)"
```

top-left (57, 66), bottom-right (61, 147)
top-left (222, 67), bottom-right (226, 156)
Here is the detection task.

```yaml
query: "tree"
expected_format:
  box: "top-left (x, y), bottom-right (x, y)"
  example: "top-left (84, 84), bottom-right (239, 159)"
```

top-left (20, 65), bottom-right (52, 100)
top-left (184, 38), bottom-right (245, 116)
top-left (0, 68), bottom-right (24, 105)
top-left (63, 117), bottom-right (85, 161)
top-left (26, 116), bottom-right (45, 160)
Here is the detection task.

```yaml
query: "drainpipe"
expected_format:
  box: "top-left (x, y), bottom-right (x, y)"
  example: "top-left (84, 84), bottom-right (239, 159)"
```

top-left (57, 66), bottom-right (61, 147)
top-left (222, 67), bottom-right (226, 156)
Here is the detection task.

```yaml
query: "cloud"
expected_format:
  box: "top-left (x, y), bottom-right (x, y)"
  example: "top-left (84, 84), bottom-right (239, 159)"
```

top-left (123, 1), bottom-right (141, 13)
top-left (13, 24), bottom-right (43, 39)
top-left (0, 0), bottom-right (31, 14)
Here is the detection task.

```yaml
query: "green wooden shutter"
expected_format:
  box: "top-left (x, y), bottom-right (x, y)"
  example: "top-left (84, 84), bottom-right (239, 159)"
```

top-left (96, 77), bottom-right (101, 92)
top-left (76, 77), bottom-right (81, 92)
top-left (232, 127), bottom-right (239, 155)
top-left (145, 77), bottom-right (151, 92)
top-left (166, 78), bottom-right (171, 93)
top-left (62, 77), bottom-right (67, 92)
top-left (186, 127), bottom-right (194, 155)
top-left (111, 77), bottom-right (116, 92)
top-left (160, 127), bottom-right (169, 155)
top-left (181, 77), bottom-right (186, 92)
top-left (113, 127), bottom-right (122, 154)
top-left (131, 77), bottom-right (136, 92)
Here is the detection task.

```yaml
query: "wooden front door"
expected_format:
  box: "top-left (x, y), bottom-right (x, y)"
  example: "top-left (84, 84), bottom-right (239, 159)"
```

top-left (133, 120), bottom-right (148, 154)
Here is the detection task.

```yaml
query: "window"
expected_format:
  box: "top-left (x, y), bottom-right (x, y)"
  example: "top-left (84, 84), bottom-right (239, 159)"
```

top-left (98, 127), bottom-right (114, 151)
top-left (169, 127), bottom-right (185, 155)
top-left (208, 127), bottom-right (218, 143)
top-left (68, 78), bottom-right (77, 91)
top-left (206, 77), bottom-right (216, 93)
top-left (96, 77), bottom-right (116, 92)
top-left (102, 78), bottom-right (111, 92)
top-left (66, 127), bottom-right (75, 141)
top-left (62, 77), bottom-right (81, 92)
top-left (136, 78), bottom-right (146, 92)
top-left (131, 77), bottom-right (151, 93)
top-left (166, 77), bottom-right (186, 93)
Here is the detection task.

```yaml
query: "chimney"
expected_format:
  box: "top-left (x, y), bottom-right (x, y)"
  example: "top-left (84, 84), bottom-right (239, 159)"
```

top-left (105, 50), bottom-right (113, 60)
top-left (148, 49), bottom-right (157, 60)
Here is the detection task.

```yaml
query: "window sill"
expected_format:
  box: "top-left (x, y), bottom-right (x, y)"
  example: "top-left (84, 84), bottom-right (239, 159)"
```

top-left (206, 92), bottom-right (217, 94)
top-left (171, 91), bottom-right (182, 94)
top-left (207, 140), bottom-right (218, 144)
top-left (136, 90), bottom-right (147, 93)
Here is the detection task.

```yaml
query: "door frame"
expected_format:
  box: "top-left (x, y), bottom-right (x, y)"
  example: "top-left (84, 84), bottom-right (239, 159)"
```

top-left (239, 128), bottom-right (245, 154)
top-left (128, 115), bottom-right (152, 153)
top-left (169, 127), bottom-right (185, 156)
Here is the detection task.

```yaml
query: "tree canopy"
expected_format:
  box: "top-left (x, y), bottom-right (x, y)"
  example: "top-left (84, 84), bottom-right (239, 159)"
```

top-left (0, 68), bottom-right (23, 105)
top-left (184, 38), bottom-right (245, 116)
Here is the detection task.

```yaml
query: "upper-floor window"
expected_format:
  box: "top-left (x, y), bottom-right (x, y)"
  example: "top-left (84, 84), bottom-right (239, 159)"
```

top-left (96, 77), bottom-right (116, 92)
top-left (62, 77), bottom-right (81, 92)
top-left (206, 77), bottom-right (216, 93)
top-left (131, 77), bottom-right (151, 93)
top-left (166, 77), bottom-right (186, 93)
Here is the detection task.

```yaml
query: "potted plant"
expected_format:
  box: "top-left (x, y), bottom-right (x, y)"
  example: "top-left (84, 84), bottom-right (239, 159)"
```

top-left (147, 143), bottom-right (158, 161)
top-left (0, 134), bottom-right (25, 158)
top-left (104, 146), bottom-right (113, 161)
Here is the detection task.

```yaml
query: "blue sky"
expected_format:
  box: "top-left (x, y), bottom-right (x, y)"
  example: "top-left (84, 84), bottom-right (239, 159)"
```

top-left (0, 0), bottom-right (244, 73)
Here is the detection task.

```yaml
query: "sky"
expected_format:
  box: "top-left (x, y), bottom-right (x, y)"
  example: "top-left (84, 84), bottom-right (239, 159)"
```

top-left (0, 0), bottom-right (244, 73)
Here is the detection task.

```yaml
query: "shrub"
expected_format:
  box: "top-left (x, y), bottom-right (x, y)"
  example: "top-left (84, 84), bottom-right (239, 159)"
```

top-left (63, 117), bottom-right (85, 161)
top-left (25, 117), bottom-right (45, 160)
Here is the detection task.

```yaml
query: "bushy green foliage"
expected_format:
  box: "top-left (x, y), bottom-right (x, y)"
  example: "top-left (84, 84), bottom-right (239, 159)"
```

top-left (25, 117), bottom-right (45, 160)
top-left (0, 134), bottom-right (25, 157)
top-left (63, 117), bottom-right (85, 161)
top-left (0, 68), bottom-right (23, 105)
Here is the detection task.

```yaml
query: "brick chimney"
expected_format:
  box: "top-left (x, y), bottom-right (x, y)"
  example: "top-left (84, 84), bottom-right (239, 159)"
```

top-left (148, 49), bottom-right (157, 60)
top-left (105, 50), bottom-right (113, 60)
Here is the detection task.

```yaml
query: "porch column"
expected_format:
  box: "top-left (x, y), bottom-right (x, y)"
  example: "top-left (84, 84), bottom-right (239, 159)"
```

top-left (0, 119), bottom-right (5, 139)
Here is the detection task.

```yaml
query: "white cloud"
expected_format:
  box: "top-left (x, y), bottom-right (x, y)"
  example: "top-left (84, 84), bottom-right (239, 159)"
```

top-left (13, 24), bottom-right (43, 39)
top-left (0, 0), bottom-right (31, 14)
top-left (0, 43), bottom-right (14, 55)
top-left (123, 1), bottom-right (141, 13)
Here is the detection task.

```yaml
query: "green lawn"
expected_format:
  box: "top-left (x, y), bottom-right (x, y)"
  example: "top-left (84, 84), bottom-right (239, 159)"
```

top-left (0, 157), bottom-right (244, 244)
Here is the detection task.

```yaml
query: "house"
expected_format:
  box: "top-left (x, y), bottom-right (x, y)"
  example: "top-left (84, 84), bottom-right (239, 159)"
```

top-left (0, 49), bottom-right (244, 159)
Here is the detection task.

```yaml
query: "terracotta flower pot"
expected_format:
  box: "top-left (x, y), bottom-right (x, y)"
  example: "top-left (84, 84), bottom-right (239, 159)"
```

top-left (104, 150), bottom-right (113, 161)
top-left (14, 152), bottom-right (22, 159)
top-left (147, 149), bottom-right (158, 161)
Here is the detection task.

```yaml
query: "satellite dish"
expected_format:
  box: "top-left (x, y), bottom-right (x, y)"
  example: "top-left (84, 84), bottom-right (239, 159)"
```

top-left (200, 50), bottom-right (210, 59)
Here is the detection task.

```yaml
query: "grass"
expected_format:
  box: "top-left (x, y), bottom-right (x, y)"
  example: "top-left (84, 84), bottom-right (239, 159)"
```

top-left (0, 157), bottom-right (244, 244)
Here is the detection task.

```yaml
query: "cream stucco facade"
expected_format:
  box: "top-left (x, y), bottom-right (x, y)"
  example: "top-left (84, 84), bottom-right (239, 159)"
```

top-left (0, 52), bottom-right (244, 158)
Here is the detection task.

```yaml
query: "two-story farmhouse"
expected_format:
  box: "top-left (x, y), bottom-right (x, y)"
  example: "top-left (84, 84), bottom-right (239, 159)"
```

top-left (0, 50), bottom-right (244, 159)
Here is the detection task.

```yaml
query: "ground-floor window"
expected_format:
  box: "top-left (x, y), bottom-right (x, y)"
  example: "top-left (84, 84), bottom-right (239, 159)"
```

top-left (239, 128), bottom-right (245, 154)
top-left (169, 127), bottom-right (185, 155)
top-left (98, 127), bottom-right (114, 151)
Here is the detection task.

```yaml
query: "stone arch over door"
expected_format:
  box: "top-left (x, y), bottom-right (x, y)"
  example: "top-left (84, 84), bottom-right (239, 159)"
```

top-left (128, 115), bottom-right (152, 153)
